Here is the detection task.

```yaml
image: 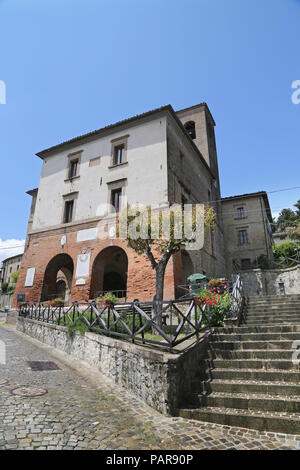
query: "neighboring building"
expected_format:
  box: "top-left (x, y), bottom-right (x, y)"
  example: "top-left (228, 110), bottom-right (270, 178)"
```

top-left (1, 254), bottom-right (23, 286)
top-left (13, 103), bottom-right (226, 305)
top-left (273, 230), bottom-right (291, 246)
top-left (221, 191), bottom-right (273, 274)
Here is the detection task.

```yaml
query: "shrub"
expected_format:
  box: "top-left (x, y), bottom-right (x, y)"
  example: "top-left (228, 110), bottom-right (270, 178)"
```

top-left (95, 292), bottom-right (119, 303)
top-left (273, 241), bottom-right (300, 259)
top-left (197, 289), bottom-right (232, 327)
top-left (1, 282), bottom-right (8, 294)
top-left (11, 270), bottom-right (19, 284)
top-left (67, 317), bottom-right (89, 338)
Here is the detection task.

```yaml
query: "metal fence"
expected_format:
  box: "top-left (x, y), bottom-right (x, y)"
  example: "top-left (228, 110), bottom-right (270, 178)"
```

top-left (229, 274), bottom-right (246, 323)
top-left (19, 298), bottom-right (210, 349)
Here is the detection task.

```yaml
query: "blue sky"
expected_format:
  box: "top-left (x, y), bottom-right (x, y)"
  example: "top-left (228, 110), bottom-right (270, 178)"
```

top-left (0, 0), bottom-right (300, 260)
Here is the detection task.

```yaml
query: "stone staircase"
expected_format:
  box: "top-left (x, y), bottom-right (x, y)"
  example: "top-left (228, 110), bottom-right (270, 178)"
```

top-left (179, 294), bottom-right (300, 434)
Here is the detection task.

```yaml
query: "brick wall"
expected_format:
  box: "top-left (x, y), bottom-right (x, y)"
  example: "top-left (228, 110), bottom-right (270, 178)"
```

top-left (13, 223), bottom-right (180, 307)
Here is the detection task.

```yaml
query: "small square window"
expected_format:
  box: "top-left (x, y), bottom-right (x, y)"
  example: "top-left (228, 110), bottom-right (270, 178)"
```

top-left (113, 145), bottom-right (125, 166)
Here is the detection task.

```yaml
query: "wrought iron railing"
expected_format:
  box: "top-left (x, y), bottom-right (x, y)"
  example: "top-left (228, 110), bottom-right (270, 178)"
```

top-left (19, 298), bottom-right (210, 349)
top-left (271, 252), bottom-right (300, 269)
top-left (228, 274), bottom-right (246, 323)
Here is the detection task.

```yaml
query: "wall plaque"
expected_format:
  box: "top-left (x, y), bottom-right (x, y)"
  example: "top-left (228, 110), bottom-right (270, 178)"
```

top-left (25, 268), bottom-right (35, 287)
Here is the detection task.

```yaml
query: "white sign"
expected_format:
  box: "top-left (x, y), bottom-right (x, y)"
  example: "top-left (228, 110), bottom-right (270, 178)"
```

top-left (75, 253), bottom-right (91, 278)
top-left (25, 268), bottom-right (36, 287)
top-left (77, 228), bottom-right (97, 242)
top-left (76, 278), bottom-right (86, 286)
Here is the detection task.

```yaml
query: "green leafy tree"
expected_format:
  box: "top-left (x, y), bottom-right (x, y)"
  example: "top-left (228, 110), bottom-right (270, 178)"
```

top-left (117, 204), bottom-right (216, 324)
top-left (276, 208), bottom-right (298, 232)
top-left (294, 200), bottom-right (300, 220)
top-left (1, 282), bottom-right (9, 294)
top-left (11, 270), bottom-right (19, 284)
top-left (273, 241), bottom-right (300, 259)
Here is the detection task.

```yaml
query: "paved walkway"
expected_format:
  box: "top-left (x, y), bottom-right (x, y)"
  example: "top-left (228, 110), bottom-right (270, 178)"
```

top-left (0, 320), bottom-right (299, 450)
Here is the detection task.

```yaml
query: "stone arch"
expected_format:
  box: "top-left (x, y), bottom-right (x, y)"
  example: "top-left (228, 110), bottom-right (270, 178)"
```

top-left (41, 254), bottom-right (74, 303)
top-left (90, 246), bottom-right (128, 300)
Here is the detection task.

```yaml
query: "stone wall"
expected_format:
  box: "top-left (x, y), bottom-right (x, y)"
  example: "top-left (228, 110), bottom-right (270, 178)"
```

top-left (240, 265), bottom-right (300, 296)
top-left (16, 316), bottom-right (210, 416)
top-left (0, 293), bottom-right (14, 309)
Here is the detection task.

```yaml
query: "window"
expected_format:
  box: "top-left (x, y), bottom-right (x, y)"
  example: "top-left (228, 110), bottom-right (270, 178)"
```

top-left (113, 144), bottom-right (125, 166)
top-left (241, 258), bottom-right (251, 270)
top-left (237, 207), bottom-right (245, 219)
top-left (111, 188), bottom-right (122, 213)
top-left (69, 159), bottom-right (78, 178)
top-left (66, 151), bottom-right (82, 181)
top-left (239, 230), bottom-right (248, 245)
top-left (64, 200), bottom-right (74, 223)
top-left (184, 121), bottom-right (196, 139)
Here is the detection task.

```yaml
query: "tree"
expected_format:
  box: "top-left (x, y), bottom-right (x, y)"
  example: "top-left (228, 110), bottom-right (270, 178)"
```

top-left (117, 204), bottom-right (216, 324)
top-left (294, 200), bottom-right (300, 219)
top-left (11, 270), bottom-right (19, 284)
top-left (1, 282), bottom-right (8, 294)
top-left (273, 240), bottom-right (300, 259)
top-left (276, 208), bottom-right (298, 232)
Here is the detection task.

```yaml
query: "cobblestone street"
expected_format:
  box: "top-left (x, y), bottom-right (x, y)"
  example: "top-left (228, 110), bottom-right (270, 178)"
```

top-left (0, 322), bottom-right (299, 451)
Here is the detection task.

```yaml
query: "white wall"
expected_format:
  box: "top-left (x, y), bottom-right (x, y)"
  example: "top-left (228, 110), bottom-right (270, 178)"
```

top-left (32, 117), bottom-right (168, 231)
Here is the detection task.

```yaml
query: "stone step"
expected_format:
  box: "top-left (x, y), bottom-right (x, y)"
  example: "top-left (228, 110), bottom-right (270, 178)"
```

top-left (248, 298), bottom-right (300, 303)
top-left (248, 295), bottom-right (300, 301)
top-left (246, 309), bottom-right (300, 315)
top-left (179, 406), bottom-right (300, 434)
top-left (210, 340), bottom-right (297, 351)
top-left (210, 368), bottom-right (300, 382)
top-left (198, 379), bottom-right (300, 397)
top-left (211, 340), bottom-right (297, 351)
top-left (245, 320), bottom-right (300, 325)
top-left (217, 325), bottom-right (300, 334)
top-left (197, 392), bottom-right (300, 413)
top-left (245, 317), bottom-right (300, 323)
top-left (246, 312), bottom-right (300, 316)
top-left (208, 359), bottom-right (300, 370)
top-left (212, 332), bottom-right (300, 342)
top-left (210, 349), bottom-right (295, 360)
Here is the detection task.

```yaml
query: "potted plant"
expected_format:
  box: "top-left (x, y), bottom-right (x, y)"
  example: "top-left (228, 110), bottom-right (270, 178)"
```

top-left (18, 301), bottom-right (27, 309)
top-left (207, 278), bottom-right (227, 295)
top-left (96, 292), bottom-right (118, 307)
top-left (51, 297), bottom-right (65, 307)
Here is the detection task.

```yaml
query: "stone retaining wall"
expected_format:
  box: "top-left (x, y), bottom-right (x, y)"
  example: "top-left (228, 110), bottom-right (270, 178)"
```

top-left (240, 265), bottom-right (300, 296)
top-left (16, 316), bottom-right (209, 416)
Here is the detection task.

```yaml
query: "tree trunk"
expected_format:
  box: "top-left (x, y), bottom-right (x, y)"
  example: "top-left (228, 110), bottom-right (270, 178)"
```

top-left (152, 257), bottom-right (170, 332)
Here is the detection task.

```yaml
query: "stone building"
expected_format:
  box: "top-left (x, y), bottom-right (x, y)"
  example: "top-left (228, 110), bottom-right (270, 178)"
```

top-left (1, 253), bottom-right (23, 286)
top-left (13, 103), bottom-right (226, 305)
top-left (272, 230), bottom-right (291, 246)
top-left (221, 191), bottom-right (273, 275)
